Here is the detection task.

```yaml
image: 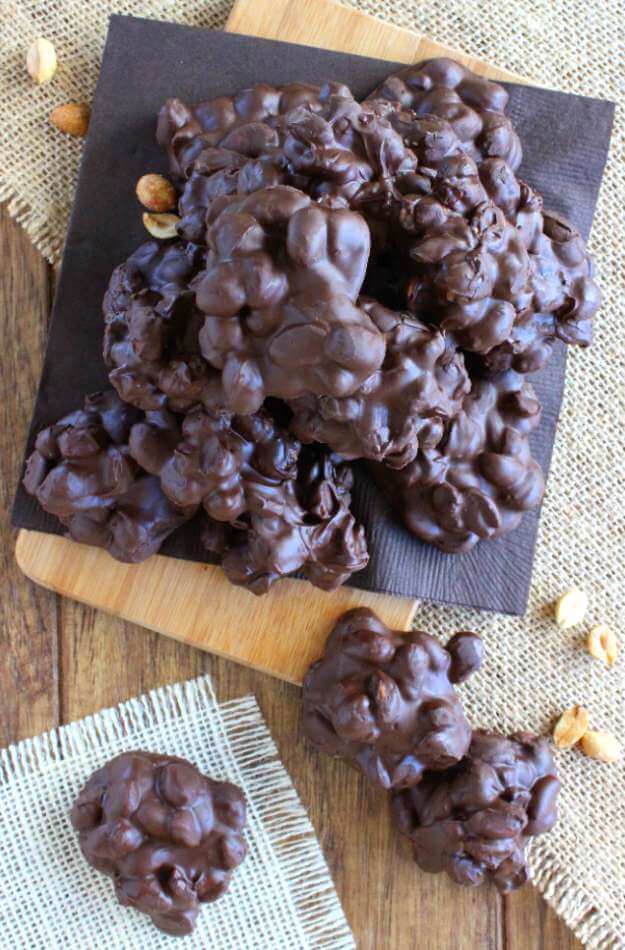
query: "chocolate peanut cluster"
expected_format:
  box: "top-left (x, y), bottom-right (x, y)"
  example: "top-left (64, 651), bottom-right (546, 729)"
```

top-left (103, 239), bottom-right (226, 413)
top-left (302, 607), bottom-right (482, 788)
top-left (193, 185), bottom-right (384, 413)
top-left (392, 730), bottom-right (560, 891)
top-left (370, 371), bottom-right (545, 552)
top-left (129, 405), bottom-right (368, 593)
top-left (290, 298), bottom-right (470, 467)
top-left (25, 57), bottom-right (600, 581)
top-left (22, 391), bottom-right (194, 563)
top-left (205, 448), bottom-right (368, 594)
top-left (70, 751), bottom-right (247, 935)
top-left (302, 608), bottom-right (560, 892)
top-left (366, 57), bottom-right (523, 171)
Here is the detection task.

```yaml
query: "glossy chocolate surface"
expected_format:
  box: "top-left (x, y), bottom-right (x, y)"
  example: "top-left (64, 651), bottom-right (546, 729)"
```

top-left (370, 371), bottom-right (545, 552)
top-left (20, 53), bottom-right (606, 590)
top-left (392, 729), bottom-right (560, 891)
top-left (366, 57), bottom-right (523, 171)
top-left (302, 607), bottom-right (481, 789)
top-left (22, 391), bottom-right (194, 562)
top-left (70, 751), bottom-right (247, 935)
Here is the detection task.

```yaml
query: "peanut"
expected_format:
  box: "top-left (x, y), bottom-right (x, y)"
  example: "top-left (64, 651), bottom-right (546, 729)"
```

top-left (553, 706), bottom-right (589, 749)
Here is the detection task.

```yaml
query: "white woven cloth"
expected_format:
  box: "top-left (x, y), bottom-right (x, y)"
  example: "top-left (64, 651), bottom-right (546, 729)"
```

top-left (1, 1), bottom-right (624, 947)
top-left (0, 675), bottom-right (354, 949)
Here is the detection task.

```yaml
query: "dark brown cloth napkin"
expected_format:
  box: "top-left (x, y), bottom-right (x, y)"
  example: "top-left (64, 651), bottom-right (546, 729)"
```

top-left (12, 15), bottom-right (614, 614)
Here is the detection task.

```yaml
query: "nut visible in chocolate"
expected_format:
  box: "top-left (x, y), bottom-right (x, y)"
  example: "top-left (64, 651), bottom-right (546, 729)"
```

top-left (194, 185), bottom-right (385, 414)
top-left (302, 608), bottom-right (481, 789)
top-left (24, 56), bottom-right (602, 579)
top-left (290, 298), bottom-right (470, 467)
top-left (215, 446), bottom-right (369, 594)
top-left (103, 239), bottom-right (227, 414)
top-left (22, 391), bottom-right (195, 563)
top-left (366, 57), bottom-right (523, 171)
top-left (130, 405), bottom-right (368, 594)
top-left (70, 751), bottom-right (247, 935)
top-left (391, 729), bottom-right (560, 891)
top-left (369, 371), bottom-right (545, 552)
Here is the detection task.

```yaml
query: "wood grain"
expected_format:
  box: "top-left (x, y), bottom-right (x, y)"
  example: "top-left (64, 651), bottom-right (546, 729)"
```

top-left (226, 0), bottom-right (527, 82)
top-left (17, 531), bottom-right (416, 685)
top-left (0, 204), bottom-right (59, 744)
top-left (3, 0), bottom-right (580, 945)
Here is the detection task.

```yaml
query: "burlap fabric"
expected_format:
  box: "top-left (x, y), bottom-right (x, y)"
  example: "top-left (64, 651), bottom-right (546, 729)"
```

top-left (0, 674), bottom-right (354, 948)
top-left (1, 1), bottom-right (623, 947)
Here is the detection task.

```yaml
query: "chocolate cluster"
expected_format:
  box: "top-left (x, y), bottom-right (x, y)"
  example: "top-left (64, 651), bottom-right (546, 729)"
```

top-left (103, 239), bottom-right (226, 413)
top-left (302, 607), bottom-right (483, 788)
top-left (25, 57), bottom-right (600, 581)
top-left (22, 391), bottom-right (194, 563)
top-left (366, 57), bottom-right (523, 170)
top-left (70, 751), bottom-right (247, 935)
top-left (129, 406), bottom-right (368, 593)
top-left (369, 370), bottom-right (545, 552)
top-left (193, 186), bottom-right (384, 413)
top-left (392, 730), bottom-right (560, 891)
top-left (302, 608), bottom-right (560, 892)
top-left (290, 298), bottom-right (470, 467)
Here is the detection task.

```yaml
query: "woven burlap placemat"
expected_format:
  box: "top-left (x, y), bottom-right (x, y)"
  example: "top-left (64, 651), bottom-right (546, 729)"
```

top-left (0, 675), bottom-right (354, 948)
top-left (1, 1), bottom-right (623, 947)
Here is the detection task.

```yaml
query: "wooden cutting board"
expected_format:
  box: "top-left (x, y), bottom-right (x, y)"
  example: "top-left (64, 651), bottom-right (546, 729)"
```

top-left (15, 0), bottom-right (525, 684)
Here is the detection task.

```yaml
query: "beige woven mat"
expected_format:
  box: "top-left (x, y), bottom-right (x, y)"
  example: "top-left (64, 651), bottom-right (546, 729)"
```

top-left (0, 674), bottom-right (354, 948)
top-left (1, 0), bottom-right (624, 947)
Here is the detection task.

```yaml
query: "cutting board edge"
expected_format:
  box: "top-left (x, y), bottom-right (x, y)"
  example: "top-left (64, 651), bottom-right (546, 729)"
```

top-left (226, 0), bottom-right (528, 82)
top-left (15, 529), bottom-right (420, 685)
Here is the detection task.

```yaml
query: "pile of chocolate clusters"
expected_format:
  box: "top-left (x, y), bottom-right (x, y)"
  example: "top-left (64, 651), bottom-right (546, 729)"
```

top-left (303, 608), bottom-right (560, 891)
top-left (24, 59), bottom-right (599, 592)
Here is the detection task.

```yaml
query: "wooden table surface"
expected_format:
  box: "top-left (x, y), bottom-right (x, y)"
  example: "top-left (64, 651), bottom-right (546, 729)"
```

top-left (1, 201), bottom-right (581, 948)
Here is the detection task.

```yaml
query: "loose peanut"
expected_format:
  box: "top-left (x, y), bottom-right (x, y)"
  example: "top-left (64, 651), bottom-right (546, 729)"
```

top-left (587, 624), bottom-right (618, 667)
top-left (554, 588), bottom-right (588, 628)
top-left (579, 730), bottom-right (622, 763)
top-left (553, 706), bottom-right (589, 749)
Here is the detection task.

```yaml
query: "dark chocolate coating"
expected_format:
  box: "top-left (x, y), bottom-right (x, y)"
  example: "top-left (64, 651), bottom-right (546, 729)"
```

top-left (302, 607), bottom-right (479, 789)
top-left (129, 405), bottom-right (300, 522)
top-left (199, 446), bottom-right (368, 595)
top-left (130, 405), bottom-right (368, 593)
top-left (156, 83), bottom-right (414, 242)
top-left (391, 730), bottom-right (560, 892)
top-left (157, 80), bottom-right (354, 182)
top-left (289, 298), bottom-right (469, 467)
top-left (445, 631), bottom-right (484, 684)
top-left (397, 161), bottom-right (598, 375)
top-left (22, 392), bottom-right (194, 562)
top-left (153, 62), bottom-right (599, 377)
top-left (194, 185), bottom-right (385, 413)
top-left (370, 371), bottom-right (545, 552)
top-left (366, 57), bottom-right (523, 172)
top-left (26, 57), bottom-right (601, 574)
top-left (103, 239), bottom-right (227, 413)
top-left (70, 751), bottom-right (247, 935)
